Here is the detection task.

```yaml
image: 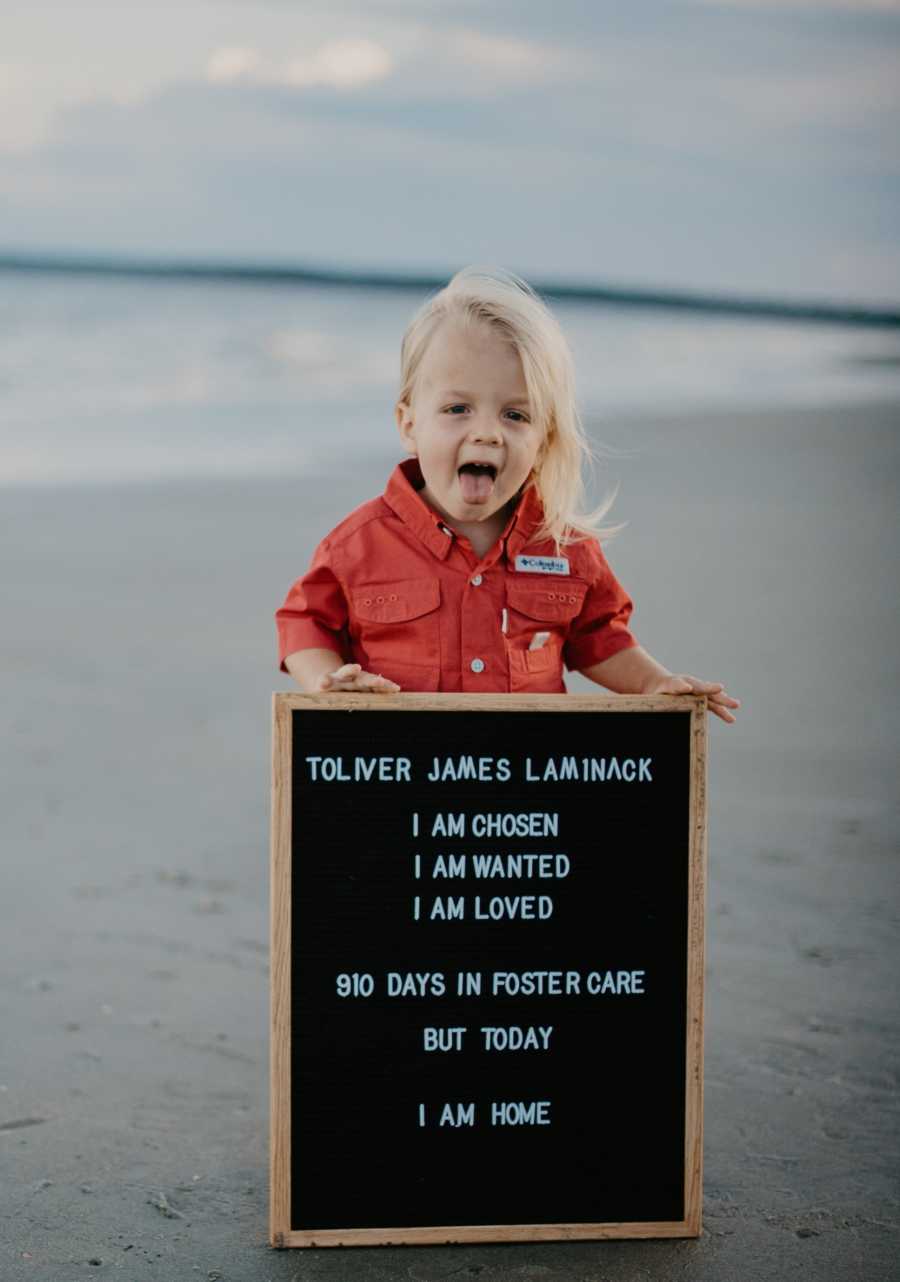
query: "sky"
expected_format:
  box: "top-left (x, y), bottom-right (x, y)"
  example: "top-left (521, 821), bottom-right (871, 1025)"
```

top-left (2, 0), bottom-right (899, 305)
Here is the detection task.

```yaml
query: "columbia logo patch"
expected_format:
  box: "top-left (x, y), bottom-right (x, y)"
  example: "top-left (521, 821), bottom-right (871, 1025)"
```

top-left (515, 555), bottom-right (570, 575)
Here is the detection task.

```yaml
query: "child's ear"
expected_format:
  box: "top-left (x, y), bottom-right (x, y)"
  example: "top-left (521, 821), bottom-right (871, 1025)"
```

top-left (396, 401), bottom-right (417, 455)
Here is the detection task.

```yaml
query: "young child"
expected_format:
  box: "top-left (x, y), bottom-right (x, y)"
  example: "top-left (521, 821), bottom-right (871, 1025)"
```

top-left (275, 266), bottom-right (740, 724)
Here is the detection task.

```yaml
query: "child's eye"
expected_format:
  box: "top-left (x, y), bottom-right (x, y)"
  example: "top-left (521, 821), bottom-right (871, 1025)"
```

top-left (443, 405), bottom-right (529, 422)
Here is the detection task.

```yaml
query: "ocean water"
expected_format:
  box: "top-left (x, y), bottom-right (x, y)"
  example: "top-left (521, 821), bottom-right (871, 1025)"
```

top-left (1, 271), bottom-right (898, 486)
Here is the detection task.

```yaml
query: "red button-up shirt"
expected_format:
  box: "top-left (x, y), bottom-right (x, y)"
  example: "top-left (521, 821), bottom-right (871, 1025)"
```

top-left (275, 458), bottom-right (638, 693)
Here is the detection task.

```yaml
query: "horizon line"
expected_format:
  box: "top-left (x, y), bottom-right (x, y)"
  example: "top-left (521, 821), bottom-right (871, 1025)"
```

top-left (1, 249), bottom-right (898, 329)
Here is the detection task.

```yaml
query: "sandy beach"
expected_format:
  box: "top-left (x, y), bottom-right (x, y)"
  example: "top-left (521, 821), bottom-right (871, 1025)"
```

top-left (2, 397), bottom-right (898, 1281)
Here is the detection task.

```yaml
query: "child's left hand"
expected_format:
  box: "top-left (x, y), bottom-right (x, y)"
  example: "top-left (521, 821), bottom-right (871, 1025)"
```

top-left (647, 674), bottom-right (741, 724)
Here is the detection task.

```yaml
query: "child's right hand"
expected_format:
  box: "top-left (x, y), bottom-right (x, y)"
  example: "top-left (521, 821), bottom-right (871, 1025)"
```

top-left (316, 663), bottom-right (401, 694)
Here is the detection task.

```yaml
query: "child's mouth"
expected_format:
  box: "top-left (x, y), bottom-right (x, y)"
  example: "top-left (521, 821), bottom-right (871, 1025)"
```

top-left (457, 462), bottom-right (497, 504)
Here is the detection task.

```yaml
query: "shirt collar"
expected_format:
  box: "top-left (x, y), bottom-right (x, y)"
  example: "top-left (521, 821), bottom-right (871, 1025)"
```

top-left (383, 458), bottom-right (545, 563)
top-left (504, 481), bottom-right (545, 560)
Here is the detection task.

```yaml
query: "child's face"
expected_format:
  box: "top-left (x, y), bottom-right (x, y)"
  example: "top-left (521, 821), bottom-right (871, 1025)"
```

top-left (395, 320), bottom-right (544, 539)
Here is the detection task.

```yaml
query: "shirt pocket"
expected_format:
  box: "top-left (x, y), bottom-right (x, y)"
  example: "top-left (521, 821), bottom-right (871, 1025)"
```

top-left (350, 578), bottom-right (442, 684)
top-left (504, 578), bottom-right (588, 691)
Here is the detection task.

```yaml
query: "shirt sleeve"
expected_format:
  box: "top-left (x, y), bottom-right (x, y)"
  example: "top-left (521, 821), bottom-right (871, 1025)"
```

top-left (563, 539), bottom-right (639, 672)
top-left (275, 538), bottom-right (350, 673)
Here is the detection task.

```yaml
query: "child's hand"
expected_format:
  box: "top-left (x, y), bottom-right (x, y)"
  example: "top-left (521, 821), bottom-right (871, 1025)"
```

top-left (647, 673), bottom-right (741, 724)
top-left (316, 663), bottom-right (401, 694)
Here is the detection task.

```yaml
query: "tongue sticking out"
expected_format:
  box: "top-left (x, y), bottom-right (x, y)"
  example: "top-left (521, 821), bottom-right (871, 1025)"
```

top-left (458, 465), bottom-right (496, 504)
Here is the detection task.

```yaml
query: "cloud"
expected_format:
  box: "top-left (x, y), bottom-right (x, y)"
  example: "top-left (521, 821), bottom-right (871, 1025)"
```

top-left (202, 28), bottom-right (557, 100)
top-left (285, 39), bottom-right (393, 89)
top-left (206, 39), bottom-right (394, 91)
top-left (449, 30), bottom-right (548, 73)
top-left (206, 47), bottom-right (264, 85)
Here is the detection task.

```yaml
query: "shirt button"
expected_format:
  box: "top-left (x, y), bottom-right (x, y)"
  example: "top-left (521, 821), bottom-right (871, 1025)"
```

top-left (470, 658), bottom-right (485, 674)
top-left (470, 574), bottom-right (483, 586)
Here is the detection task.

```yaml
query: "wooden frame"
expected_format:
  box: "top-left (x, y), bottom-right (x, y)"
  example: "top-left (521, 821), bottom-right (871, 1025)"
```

top-left (270, 692), bottom-right (707, 1247)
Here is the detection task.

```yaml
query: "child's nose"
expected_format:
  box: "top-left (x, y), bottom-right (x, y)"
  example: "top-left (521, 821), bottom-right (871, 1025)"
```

top-left (468, 417), bottom-right (503, 443)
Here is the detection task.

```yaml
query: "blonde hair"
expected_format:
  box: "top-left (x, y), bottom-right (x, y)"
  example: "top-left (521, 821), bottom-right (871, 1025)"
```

top-left (396, 264), bottom-right (625, 550)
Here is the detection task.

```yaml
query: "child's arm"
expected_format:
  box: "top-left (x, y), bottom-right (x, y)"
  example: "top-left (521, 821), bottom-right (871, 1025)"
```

top-left (579, 645), bottom-right (741, 724)
top-left (283, 649), bottom-right (400, 694)
top-left (277, 537), bottom-right (398, 694)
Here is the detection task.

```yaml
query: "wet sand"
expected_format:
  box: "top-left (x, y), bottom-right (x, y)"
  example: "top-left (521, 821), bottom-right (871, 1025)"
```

top-left (2, 399), bottom-right (898, 1280)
